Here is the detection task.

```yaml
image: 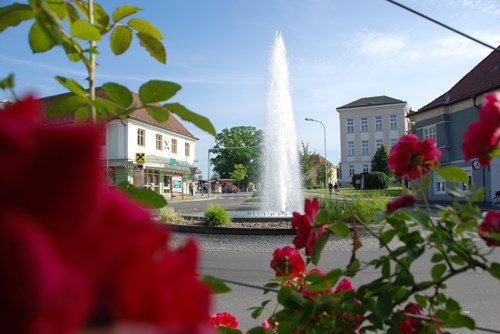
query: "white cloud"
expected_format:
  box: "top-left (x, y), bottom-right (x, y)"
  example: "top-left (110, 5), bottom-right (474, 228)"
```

top-left (352, 30), bottom-right (407, 58)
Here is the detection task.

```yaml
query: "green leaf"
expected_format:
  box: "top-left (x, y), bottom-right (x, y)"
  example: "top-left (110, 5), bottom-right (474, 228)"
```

top-left (449, 255), bottom-right (466, 266)
top-left (376, 291), bottom-right (392, 319)
top-left (215, 326), bottom-right (242, 334)
top-left (444, 313), bottom-right (475, 329)
top-left (345, 258), bottom-right (360, 277)
top-left (109, 25), bottom-right (132, 55)
top-left (199, 275), bottom-right (231, 294)
top-left (247, 328), bottom-right (266, 334)
top-left (112, 5), bottom-right (142, 22)
top-left (249, 300), bottom-right (271, 319)
top-left (92, 3), bottom-right (109, 30)
top-left (136, 31), bottom-right (166, 63)
top-left (89, 97), bottom-right (122, 116)
top-left (330, 222), bottom-right (350, 238)
top-left (117, 181), bottom-right (167, 208)
top-left (414, 294), bottom-right (427, 308)
top-left (431, 253), bottom-right (444, 263)
top-left (61, 35), bottom-right (82, 62)
top-left (445, 298), bottom-right (461, 314)
top-left (102, 82), bottom-right (133, 107)
top-left (164, 102), bottom-right (217, 136)
top-left (128, 17), bottom-right (163, 40)
top-left (431, 263), bottom-right (447, 281)
top-left (146, 106), bottom-right (169, 123)
top-left (380, 229), bottom-right (397, 245)
top-left (29, 20), bottom-right (57, 53)
top-left (311, 230), bottom-right (329, 265)
top-left (70, 19), bottom-right (101, 41)
top-left (55, 76), bottom-right (86, 97)
top-left (47, 95), bottom-right (88, 116)
top-left (490, 262), bottom-right (500, 281)
top-left (64, 3), bottom-right (80, 24)
top-left (0, 3), bottom-right (34, 32)
top-left (437, 166), bottom-right (469, 183)
top-left (139, 80), bottom-right (180, 103)
top-left (277, 287), bottom-right (306, 310)
top-left (74, 106), bottom-right (89, 122)
top-left (0, 73), bottom-right (15, 90)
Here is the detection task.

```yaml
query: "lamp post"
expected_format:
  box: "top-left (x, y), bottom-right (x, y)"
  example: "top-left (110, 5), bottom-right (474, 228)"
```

top-left (305, 117), bottom-right (328, 194)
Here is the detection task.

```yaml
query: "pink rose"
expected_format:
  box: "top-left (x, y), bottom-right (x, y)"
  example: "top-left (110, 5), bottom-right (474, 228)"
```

top-left (334, 278), bottom-right (354, 293)
top-left (387, 195), bottom-right (417, 212)
top-left (462, 92), bottom-right (500, 166)
top-left (270, 246), bottom-right (306, 277)
top-left (388, 134), bottom-right (441, 180)
top-left (478, 210), bottom-right (500, 247)
top-left (397, 302), bottom-right (441, 334)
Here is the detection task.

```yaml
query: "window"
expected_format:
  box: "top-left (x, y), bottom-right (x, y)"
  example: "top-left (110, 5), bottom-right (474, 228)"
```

top-left (390, 115), bottom-right (397, 130)
top-left (376, 139), bottom-right (384, 150)
top-left (435, 173), bottom-right (446, 194)
top-left (375, 116), bottom-right (383, 131)
top-left (346, 119), bottom-right (354, 133)
top-left (349, 165), bottom-right (355, 177)
top-left (185, 142), bottom-right (190, 157)
top-left (423, 125), bottom-right (437, 143)
top-left (156, 134), bottom-right (163, 150)
top-left (363, 164), bottom-right (369, 172)
top-left (361, 117), bottom-right (368, 132)
top-left (390, 138), bottom-right (398, 148)
top-left (461, 168), bottom-right (472, 191)
top-left (137, 128), bottom-right (145, 146)
top-left (171, 138), bottom-right (177, 154)
top-left (348, 141), bottom-right (355, 156)
top-left (361, 140), bottom-right (369, 155)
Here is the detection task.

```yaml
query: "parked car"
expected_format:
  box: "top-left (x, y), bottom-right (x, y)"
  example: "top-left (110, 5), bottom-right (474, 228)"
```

top-left (222, 183), bottom-right (238, 193)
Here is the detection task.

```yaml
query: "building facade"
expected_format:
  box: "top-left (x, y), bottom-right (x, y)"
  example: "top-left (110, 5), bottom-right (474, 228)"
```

top-left (336, 96), bottom-right (410, 187)
top-left (409, 47), bottom-right (500, 205)
top-left (41, 88), bottom-right (200, 198)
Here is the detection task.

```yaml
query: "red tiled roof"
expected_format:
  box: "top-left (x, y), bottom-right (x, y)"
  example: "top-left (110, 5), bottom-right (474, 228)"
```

top-left (38, 87), bottom-right (197, 139)
top-left (417, 47), bottom-right (500, 113)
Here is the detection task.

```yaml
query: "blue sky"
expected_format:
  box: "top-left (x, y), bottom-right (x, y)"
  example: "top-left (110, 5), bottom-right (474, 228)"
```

top-left (1, 0), bottom-right (499, 176)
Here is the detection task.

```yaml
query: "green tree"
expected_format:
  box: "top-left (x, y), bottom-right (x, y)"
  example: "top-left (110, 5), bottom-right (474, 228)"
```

top-left (229, 164), bottom-right (246, 190)
top-left (211, 126), bottom-right (263, 190)
top-left (315, 161), bottom-right (332, 188)
top-left (299, 141), bottom-right (315, 187)
top-left (371, 144), bottom-right (392, 176)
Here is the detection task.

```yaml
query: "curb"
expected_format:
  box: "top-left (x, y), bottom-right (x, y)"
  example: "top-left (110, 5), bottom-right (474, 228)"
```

top-left (158, 222), bottom-right (383, 236)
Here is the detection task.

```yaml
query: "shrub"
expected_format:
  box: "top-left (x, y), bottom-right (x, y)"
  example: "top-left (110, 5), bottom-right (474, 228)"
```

top-left (351, 172), bottom-right (367, 190)
top-left (157, 207), bottom-right (185, 223)
top-left (364, 171), bottom-right (389, 189)
top-left (203, 203), bottom-right (232, 227)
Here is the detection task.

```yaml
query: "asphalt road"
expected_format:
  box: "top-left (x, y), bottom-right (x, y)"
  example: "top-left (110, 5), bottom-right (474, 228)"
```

top-left (167, 193), bottom-right (500, 333)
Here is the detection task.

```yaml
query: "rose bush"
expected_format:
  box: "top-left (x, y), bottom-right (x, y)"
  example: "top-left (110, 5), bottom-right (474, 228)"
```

top-left (237, 93), bottom-right (500, 333)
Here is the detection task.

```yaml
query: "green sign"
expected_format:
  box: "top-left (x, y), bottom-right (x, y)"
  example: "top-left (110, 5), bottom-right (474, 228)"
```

top-left (172, 176), bottom-right (183, 193)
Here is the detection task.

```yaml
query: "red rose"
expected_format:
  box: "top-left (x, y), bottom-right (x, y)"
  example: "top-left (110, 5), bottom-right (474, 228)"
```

top-left (388, 134), bottom-right (441, 180)
top-left (270, 246), bottom-right (306, 277)
top-left (397, 302), bottom-right (442, 334)
top-left (0, 96), bottom-right (211, 332)
top-left (478, 210), bottom-right (500, 247)
top-left (292, 198), bottom-right (326, 256)
top-left (209, 312), bottom-right (239, 329)
top-left (387, 195), bottom-right (417, 212)
top-left (462, 92), bottom-right (500, 166)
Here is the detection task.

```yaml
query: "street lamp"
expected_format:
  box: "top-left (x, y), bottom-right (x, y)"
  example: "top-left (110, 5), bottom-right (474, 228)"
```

top-left (305, 117), bottom-right (328, 194)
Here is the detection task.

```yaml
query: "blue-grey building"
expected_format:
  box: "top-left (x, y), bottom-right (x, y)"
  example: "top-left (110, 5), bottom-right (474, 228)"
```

top-left (409, 47), bottom-right (500, 205)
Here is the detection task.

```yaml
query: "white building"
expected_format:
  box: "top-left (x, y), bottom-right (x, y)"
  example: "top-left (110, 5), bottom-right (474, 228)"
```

top-left (336, 96), bottom-right (410, 187)
top-left (41, 88), bottom-right (199, 198)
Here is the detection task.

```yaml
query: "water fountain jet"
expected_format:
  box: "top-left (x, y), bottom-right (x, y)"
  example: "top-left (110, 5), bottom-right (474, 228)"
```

top-left (260, 32), bottom-right (304, 213)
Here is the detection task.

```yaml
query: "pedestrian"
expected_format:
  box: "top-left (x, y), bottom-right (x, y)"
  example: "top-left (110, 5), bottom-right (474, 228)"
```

top-left (189, 183), bottom-right (194, 196)
top-left (328, 182), bottom-right (333, 198)
top-left (334, 182), bottom-right (339, 194)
